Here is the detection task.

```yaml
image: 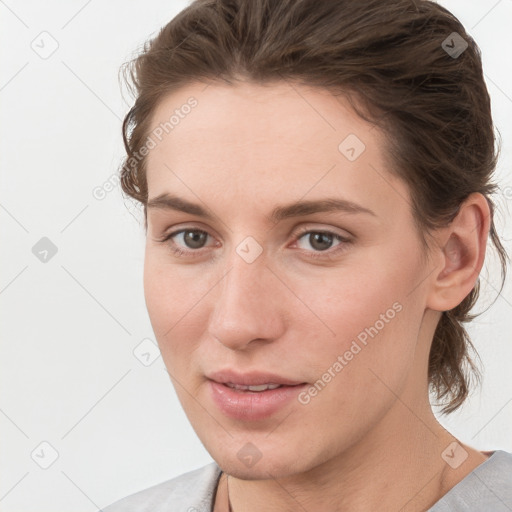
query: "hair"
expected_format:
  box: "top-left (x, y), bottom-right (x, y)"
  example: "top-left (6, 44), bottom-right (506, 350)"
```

top-left (119, 0), bottom-right (509, 415)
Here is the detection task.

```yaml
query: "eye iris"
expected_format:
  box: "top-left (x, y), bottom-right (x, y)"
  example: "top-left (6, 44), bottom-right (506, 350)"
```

top-left (184, 230), bottom-right (207, 249)
top-left (309, 232), bottom-right (333, 251)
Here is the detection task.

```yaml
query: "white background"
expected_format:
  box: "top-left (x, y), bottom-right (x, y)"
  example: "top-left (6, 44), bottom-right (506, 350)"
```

top-left (1, 1), bottom-right (511, 510)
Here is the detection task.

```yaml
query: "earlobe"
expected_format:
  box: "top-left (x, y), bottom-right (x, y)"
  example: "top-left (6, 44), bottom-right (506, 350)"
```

top-left (426, 193), bottom-right (490, 312)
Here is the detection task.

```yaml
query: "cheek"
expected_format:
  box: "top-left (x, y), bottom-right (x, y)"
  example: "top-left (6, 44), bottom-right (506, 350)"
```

top-left (293, 262), bottom-right (408, 343)
top-left (292, 243), bottom-right (424, 381)
top-left (291, 276), bottom-right (418, 441)
top-left (142, 251), bottom-right (214, 360)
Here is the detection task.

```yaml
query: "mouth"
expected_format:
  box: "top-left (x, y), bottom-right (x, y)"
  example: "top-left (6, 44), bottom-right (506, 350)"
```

top-left (206, 372), bottom-right (308, 421)
top-left (206, 368), bottom-right (306, 387)
top-left (223, 382), bottom-right (289, 392)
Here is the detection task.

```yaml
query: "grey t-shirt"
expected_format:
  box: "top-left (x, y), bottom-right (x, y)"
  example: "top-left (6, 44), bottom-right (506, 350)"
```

top-left (102, 450), bottom-right (512, 511)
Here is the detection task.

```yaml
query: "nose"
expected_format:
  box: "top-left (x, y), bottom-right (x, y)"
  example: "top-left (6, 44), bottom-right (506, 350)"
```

top-left (207, 253), bottom-right (286, 351)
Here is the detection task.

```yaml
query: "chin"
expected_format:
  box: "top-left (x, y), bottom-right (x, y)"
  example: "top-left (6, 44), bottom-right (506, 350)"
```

top-left (209, 441), bottom-right (309, 481)
top-left (220, 457), bottom-right (301, 481)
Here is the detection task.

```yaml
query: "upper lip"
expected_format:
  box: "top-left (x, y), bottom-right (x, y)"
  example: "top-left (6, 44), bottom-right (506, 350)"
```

top-left (207, 369), bottom-right (306, 386)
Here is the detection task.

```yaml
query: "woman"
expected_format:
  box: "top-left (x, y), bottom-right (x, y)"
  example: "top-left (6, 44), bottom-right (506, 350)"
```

top-left (104, 0), bottom-right (512, 510)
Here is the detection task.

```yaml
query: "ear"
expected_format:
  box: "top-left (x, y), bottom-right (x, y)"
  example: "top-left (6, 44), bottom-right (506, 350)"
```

top-left (426, 193), bottom-right (490, 312)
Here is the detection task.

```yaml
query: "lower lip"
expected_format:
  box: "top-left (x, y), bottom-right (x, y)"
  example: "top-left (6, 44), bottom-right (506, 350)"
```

top-left (208, 380), bottom-right (307, 421)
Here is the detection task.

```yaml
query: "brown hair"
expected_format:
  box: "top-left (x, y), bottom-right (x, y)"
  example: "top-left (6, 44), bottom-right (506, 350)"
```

top-left (119, 0), bottom-right (509, 414)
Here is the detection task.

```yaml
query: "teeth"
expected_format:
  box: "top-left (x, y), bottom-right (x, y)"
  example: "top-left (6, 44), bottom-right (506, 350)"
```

top-left (226, 383), bottom-right (282, 392)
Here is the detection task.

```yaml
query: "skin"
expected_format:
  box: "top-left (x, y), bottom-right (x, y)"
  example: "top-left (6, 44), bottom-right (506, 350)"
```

top-left (143, 80), bottom-right (491, 512)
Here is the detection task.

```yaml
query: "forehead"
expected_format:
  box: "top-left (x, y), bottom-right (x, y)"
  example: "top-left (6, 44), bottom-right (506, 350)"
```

top-left (147, 80), bottom-right (375, 163)
top-left (145, 80), bottom-right (410, 222)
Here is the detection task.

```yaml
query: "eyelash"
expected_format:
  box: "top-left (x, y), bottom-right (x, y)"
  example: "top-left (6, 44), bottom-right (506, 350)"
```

top-left (156, 226), bottom-right (352, 260)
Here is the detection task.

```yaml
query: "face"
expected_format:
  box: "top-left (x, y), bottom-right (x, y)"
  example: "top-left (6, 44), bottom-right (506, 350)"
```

top-left (143, 80), bottom-right (434, 479)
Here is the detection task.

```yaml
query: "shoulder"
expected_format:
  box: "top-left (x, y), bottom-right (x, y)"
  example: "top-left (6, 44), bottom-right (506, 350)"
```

top-left (102, 462), bottom-right (222, 512)
top-left (429, 450), bottom-right (512, 511)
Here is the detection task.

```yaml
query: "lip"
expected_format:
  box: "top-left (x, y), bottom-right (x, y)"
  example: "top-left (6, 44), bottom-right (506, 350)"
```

top-left (207, 369), bottom-right (306, 386)
top-left (208, 381), bottom-right (308, 421)
top-left (206, 369), bottom-right (307, 421)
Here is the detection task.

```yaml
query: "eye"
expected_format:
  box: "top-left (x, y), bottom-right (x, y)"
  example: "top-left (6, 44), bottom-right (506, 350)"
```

top-left (173, 229), bottom-right (209, 249)
top-left (157, 228), bottom-right (216, 258)
top-left (292, 228), bottom-right (352, 259)
top-left (297, 231), bottom-right (338, 251)
top-left (156, 226), bottom-right (352, 260)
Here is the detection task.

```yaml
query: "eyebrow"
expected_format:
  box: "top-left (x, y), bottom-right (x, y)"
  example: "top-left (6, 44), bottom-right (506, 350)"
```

top-left (146, 193), bottom-right (376, 222)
